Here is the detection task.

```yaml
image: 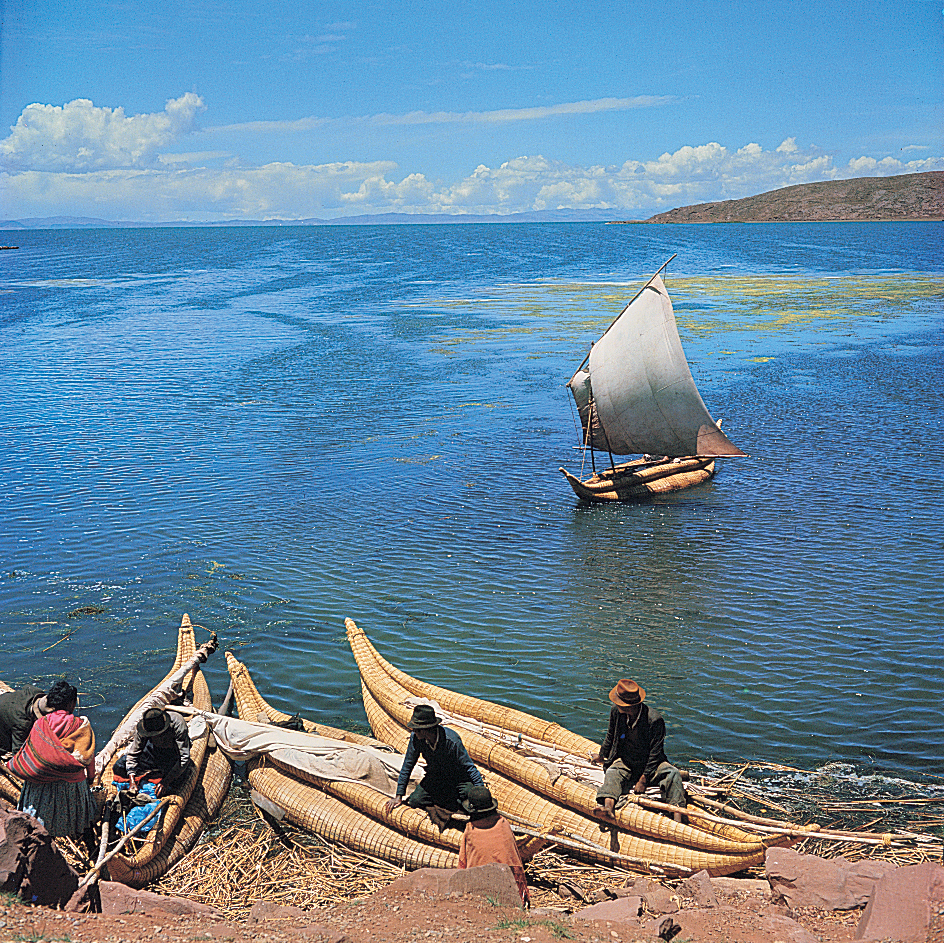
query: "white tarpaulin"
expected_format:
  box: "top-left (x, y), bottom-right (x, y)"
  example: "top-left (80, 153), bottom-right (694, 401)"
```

top-left (196, 711), bottom-right (421, 797)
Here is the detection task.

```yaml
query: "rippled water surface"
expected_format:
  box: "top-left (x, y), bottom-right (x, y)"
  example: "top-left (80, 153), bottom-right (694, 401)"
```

top-left (1, 222), bottom-right (942, 784)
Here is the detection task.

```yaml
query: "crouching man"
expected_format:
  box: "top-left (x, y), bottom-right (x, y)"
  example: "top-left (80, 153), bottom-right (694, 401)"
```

top-left (385, 704), bottom-right (484, 830)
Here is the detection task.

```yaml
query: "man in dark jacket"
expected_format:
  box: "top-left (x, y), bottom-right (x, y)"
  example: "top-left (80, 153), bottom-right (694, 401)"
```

top-left (591, 679), bottom-right (687, 824)
top-left (385, 704), bottom-right (484, 828)
top-left (113, 707), bottom-right (192, 797)
top-left (0, 684), bottom-right (53, 757)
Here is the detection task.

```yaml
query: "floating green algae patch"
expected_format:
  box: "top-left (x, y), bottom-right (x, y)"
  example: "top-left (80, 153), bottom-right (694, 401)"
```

top-left (413, 274), bottom-right (944, 361)
top-left (671, 274), bottom-right (944, 337)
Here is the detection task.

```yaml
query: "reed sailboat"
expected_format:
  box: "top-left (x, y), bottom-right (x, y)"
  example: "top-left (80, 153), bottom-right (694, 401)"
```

top-left (560, 257), bottom-right (745, 502)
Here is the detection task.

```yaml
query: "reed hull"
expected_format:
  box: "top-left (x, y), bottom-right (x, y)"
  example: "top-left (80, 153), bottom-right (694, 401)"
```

top-left (226, 652), bottom-right (459, 869)
top-left (560, 456), bottom-right (715, 503)
top-left (247, 761), bottom-right (457, 869)
top-left (360, 680), bottom-right (768, 877)
top-left (348, 620), bottom-right (766, 850)
top-left (346, 621), bottom-right (786, 876)
top-left (104, 614), bottom-right (232, 887)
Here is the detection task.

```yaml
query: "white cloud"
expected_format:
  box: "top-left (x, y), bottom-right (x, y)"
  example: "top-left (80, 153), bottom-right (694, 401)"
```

top-left (0, 94), bottom-right (205, 172)
top-left (209, 96), bottom-right (673, 134)
top-left (3, 95), bottom-right (943, 220)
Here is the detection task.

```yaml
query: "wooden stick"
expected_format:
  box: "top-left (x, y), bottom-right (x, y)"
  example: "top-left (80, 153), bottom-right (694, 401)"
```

top-left (500, 810), bottom-right (692, 875)
top-left (73, 798), bottom-right (173, 892)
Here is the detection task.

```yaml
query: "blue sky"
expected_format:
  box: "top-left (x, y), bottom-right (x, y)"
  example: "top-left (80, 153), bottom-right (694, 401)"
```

top-left (1, 0), bottom-right (942, 221)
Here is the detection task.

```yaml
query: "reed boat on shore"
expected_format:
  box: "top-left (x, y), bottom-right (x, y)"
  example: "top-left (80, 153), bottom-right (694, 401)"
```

top-left (346, 618), bottom-right (789, 877)
top-left (96, 614), bottom-right (232, 887)
top-left (224, 652), bottom-right (460, 869)
top-left (560, 255), bottom-right (745, 502)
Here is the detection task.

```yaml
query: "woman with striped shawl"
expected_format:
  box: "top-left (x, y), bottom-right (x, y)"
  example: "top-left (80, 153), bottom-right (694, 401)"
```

top-left (10, 680), bottom-right (98, 844)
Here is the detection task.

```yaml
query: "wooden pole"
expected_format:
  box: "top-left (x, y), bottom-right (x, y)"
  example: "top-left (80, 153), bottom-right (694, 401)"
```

top-left (69, 797), bottom-right (173, 903)
top-left (93, 634), bottom-right (218, 782)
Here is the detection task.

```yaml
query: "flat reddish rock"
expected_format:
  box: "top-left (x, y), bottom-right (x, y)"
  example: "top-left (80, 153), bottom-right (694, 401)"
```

top-left (855, 860), bottom-right (944, 942)
top-left (99, 882), bottom-right (218, 916)
top-left (381, 863), bottom-right (523, 909)
top-left (766, 846), bottom-right (896, 909)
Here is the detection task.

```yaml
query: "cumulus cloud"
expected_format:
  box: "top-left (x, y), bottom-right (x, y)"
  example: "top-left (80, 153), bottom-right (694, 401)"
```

top-left (0, 93), bottom-right (205, 172)
top-left (2, 96), bottom-right (942, 220)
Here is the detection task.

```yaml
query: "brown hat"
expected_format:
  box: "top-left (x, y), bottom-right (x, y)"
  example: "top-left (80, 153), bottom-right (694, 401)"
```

top-left (609, 679), bottom-right (645, 707)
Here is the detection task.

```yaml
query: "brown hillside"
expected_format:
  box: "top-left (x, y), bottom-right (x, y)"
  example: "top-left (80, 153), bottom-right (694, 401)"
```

top-left (638, 171), bottom-right (944, 223)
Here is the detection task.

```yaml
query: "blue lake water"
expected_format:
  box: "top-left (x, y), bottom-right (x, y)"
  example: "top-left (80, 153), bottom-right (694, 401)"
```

top-left (1, 221), bottom-right (942, 791)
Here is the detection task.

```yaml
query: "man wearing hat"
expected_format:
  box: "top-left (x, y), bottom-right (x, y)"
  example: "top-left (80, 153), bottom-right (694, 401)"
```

top-left (591, 679), bottom-right (687, 824)
top-left (113, 707), bottom-right (192, 798)
top-left (385, 703), bottom-right (484, 829)
top-left (0, 683), bottom-right (57, 758)
top-left (457, 785), bottom-right (530, 905)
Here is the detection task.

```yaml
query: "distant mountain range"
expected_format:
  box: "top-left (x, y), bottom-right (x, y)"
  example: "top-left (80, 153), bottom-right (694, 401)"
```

top-left (632, 171), bottom-right (944, 224)
top-left (2, 172), bottom-right (941, 230)
top-left (0, 207), bottom-right (615, 230)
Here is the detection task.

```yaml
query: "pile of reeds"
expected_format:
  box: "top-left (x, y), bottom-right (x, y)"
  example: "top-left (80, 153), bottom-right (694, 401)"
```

top-left (686, 760), bottom-right (943, 864)
top-left (143, 787), bottom-right (645, 916)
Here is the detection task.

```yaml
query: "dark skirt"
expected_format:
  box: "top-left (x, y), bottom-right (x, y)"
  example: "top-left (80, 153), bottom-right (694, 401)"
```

top-left (18, 779), bottom-right (97, 838)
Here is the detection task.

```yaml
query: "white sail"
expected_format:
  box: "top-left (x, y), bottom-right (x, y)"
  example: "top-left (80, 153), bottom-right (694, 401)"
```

top-left (569, 275), bottom-right (744, 458)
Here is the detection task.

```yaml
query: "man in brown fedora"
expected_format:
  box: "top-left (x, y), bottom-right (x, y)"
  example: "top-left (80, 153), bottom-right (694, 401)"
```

top-left (590, 679), bottom-right (687, 824)
top-left (385, 703), bottom-right (484, 829)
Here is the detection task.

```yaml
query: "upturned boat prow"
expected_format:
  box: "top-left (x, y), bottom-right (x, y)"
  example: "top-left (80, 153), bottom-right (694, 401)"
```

top-left (98, 614), bottom-right (232, 888)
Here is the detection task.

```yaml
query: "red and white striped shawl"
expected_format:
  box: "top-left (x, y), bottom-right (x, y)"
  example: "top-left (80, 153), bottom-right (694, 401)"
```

top-left (8, 710), bottom-right (95, 784)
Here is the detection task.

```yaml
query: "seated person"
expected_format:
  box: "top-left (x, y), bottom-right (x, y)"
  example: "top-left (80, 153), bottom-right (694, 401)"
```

top-left (591, 678), bottom-right (687, 824)
top-left (458, 785), bottom-right (530, 906)
top-left (113, 707), bottom-right (191, 797)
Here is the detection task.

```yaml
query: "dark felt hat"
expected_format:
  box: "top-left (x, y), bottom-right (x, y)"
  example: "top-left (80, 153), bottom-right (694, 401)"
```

top-left (461, 785), bottom-right (498, 817)
top-left (137, 707), bottom-right (172, 739)
top-left (609, 679), bottom-right (646, 707)
top-left (407, 704), bottom-right (441, 729)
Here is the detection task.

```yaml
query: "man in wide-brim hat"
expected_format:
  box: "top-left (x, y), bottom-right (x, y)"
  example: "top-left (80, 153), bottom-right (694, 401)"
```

top-left (384, 703), bottom-right (484, 829)
top-left (113, 706), bottom-right (192, 797)
top-left (590, 679), bottom-right (687, 824)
